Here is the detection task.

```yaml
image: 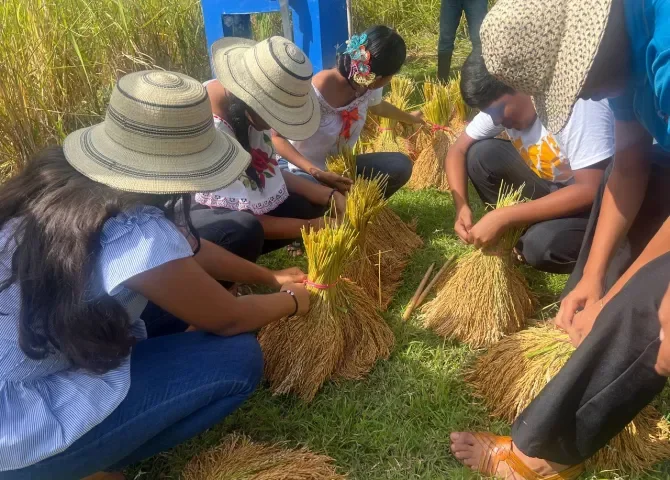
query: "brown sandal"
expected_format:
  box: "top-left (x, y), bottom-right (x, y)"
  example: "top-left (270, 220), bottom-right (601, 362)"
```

top-left (472, 433), bottom-right (584, 480)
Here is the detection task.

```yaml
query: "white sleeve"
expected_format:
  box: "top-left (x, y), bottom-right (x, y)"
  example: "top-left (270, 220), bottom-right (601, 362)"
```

top-left (465, 112), bottom-right (506, 140)
top-left (558, 99), bottom-right (615, 170)
top-left (368, 88), bottom-right (383, 106)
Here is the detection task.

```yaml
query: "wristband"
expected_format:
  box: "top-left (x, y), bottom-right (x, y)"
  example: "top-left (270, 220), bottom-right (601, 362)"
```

top-left (283, 289), bottom-right (299, 317)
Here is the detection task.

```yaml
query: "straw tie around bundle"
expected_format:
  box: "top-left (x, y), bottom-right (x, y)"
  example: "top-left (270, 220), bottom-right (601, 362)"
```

top-left (421, 184), bottom-right (535, 347)
top-left (467, 324), bottom-right (670, 475)
top-left (407, 81), bottom-right (452, 191)
top-left (259, 221), bottom-right (394, 402)
top-left (182, 433), bottom-right (346, 479)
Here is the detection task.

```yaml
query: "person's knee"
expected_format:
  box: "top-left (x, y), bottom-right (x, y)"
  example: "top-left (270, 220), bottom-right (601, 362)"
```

top-left (226, 333), bottom-right (264, 395)
top-left (518, 224), bottom-right (575, 274)
top-left (466, 139), bottom-right (502, 175)
top-left (386, 152), bottom-right (413, 190)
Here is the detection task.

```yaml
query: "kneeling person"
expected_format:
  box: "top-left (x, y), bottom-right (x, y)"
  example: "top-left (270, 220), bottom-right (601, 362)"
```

top-left (445, 51), bottom-right (614, 274)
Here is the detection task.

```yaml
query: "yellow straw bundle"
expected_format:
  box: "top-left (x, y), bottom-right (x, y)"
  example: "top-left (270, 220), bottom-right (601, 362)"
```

top-left (446, 72), bottom-right (471, 129)
top-left (182, 433), bottom-right (346, 479)
top-left (467, 324), bottom-right (670, 475)
top-left (373, 76), bottom-right (414, 156)
top-left (259, 221), bottom-right (394, 402)
top-left (325, 147), bottom-right (357, 181)
top-left (421, 185), bottom-right (535, 347)
top-left (407, 81), bottom-right (453, 191)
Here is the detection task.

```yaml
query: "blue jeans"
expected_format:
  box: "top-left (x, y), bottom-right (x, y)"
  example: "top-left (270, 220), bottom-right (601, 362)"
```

top-left (280, 151), bottom-right (413, 199)
top-left (438, 0), bottom-right (488, 54)
top-left (4, 322), bottom-right (263, 479)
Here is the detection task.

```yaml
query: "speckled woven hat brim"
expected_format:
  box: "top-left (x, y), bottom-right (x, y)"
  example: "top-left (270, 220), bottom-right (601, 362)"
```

top-left (63, 70), bottom-right (251, 194)
top-left (212, 36), bottom-right (320, 141)
top-left (481, 0), bottom-right (614, 133)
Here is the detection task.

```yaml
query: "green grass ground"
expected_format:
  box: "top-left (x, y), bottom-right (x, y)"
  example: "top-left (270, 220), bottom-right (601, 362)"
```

top-left (131, 187), bottom-right (670, 479)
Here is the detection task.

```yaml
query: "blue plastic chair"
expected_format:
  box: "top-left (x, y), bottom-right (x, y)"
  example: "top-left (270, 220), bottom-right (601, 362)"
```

top-left (200, 0), bottom-right (349, 73)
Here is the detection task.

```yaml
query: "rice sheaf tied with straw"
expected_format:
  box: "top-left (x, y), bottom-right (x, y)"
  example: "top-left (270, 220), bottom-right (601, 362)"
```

top-left (327, 149), bottom-right (423, 310)
top-left (182, 433), bottom-right (346, 480)
top-left (422, 184), bottom-right (535, 347)
top-left (373, 76), bottom-right (415, 157)
top-left (407, 81), bottom-right (453, 191)
top-left (258, 219), bottom-right (395, 402)
top-left (467, 324), bottom-right (670, 475)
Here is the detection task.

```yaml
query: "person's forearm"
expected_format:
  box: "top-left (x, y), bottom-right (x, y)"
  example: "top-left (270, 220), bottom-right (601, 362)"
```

top-left (219, 292), bottom-right (297, 335)
top-left (500, 183), bottom-right (597, 226)
top-left (194, 239), bottom-right (277, 287)
top-left (369, 101), bottom-right (418, 125)
top-left (257, 214), bottom-right (310, 240)
top-left (445, 148), bottom-right (470, 211)
top-left (601, 218), bottom-right (670, 305)
top-left (271, 132), bottom-right (318, 174)
top-left (583, 154), bottom-right (650, 280)
top-left (282, 170), bottom-right (332, 205)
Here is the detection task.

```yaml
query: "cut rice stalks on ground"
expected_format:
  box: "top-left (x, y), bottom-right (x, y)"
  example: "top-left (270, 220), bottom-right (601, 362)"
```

top-left (259, 221), bottom-right (394, 402)
top-left (182, 433), bottom-right (346, 479)
top-left (373, 76), bottom-right (414, 157)
top-left (408, 81), bottom-right (453, 191)
top-left (343, 176), bottom-right (401, 309)
top-left (466, 324), bottom-right (670, 475)
top-left (421, 185), bottom-right (535, 347)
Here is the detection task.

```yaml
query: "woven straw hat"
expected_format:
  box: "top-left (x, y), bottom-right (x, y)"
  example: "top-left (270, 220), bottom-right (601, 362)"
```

top-left (64, 70), bottom-right (250, 194)
top-left (481, 0), bottom-right (614, 132)
top-left (211, 36), bottom-right (320, 141)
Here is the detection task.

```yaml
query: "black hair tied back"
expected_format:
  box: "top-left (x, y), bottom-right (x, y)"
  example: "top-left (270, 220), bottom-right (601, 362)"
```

top-left (337, 25), bottom-right (407, 80)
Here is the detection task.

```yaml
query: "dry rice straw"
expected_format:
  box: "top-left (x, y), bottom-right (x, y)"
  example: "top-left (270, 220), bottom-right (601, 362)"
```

top-left (259, 220), bottom-right (394, 402)
top-left (373, 76), bottom-right (414, 157)
top-left (421, 184), bottom-right (535, 347)
top-left (467, 324), bottom-right (670, 475)
top-left (182, 433), bottom-right (346, 479)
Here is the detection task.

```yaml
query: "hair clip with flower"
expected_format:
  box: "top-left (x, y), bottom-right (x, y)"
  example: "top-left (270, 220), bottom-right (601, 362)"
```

top-left (343, 33), bottom-right (376, 87)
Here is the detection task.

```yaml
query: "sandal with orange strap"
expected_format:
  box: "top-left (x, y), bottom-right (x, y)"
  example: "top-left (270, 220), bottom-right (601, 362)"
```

top-left (471, 433), bottom-right (584, 480)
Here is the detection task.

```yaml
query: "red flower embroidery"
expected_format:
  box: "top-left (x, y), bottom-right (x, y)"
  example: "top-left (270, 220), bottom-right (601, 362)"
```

top-left (249, 149), bottom-right (278, 189)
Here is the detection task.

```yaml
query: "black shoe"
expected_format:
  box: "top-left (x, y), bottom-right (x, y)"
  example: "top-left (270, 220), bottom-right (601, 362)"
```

top-left (437, 51), bottom-right (453, 82)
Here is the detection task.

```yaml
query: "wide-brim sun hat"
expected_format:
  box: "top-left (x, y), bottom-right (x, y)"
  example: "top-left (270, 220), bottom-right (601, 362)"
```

top-left (211, 36), bottom-right (320, 141)
top-left (480, 0), bottom-right (614, 133)
top-left (64, 70), bottom-right (251, 194)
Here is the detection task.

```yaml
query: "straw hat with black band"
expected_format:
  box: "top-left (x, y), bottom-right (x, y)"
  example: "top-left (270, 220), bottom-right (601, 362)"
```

top-left (211, 36), bottom-right (320, 141)
top-left (480, 0), bottom-right (614, 133)
top-left (64, 70), bottom-right (251, 194)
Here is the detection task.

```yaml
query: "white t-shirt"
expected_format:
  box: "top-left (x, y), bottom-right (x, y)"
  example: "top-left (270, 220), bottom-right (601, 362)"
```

top-left (287, 85), bottom-right (384, 172)
top-left (465, 99), bottom-right (615, 183)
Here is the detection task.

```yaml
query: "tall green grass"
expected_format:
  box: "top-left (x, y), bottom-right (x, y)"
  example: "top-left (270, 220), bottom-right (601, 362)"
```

top-left (0, 0), bottom-right (209, 178)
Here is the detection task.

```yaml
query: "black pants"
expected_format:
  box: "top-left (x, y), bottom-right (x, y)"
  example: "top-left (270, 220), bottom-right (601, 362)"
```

top-left (466, 139), bottom-right (590, 274)
top-left (512, 152), bottom-right (670, 465)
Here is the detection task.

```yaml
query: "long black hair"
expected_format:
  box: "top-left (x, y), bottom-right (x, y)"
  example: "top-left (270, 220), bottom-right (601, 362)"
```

top-left (224, 94), bottom-right (264, 190)
top-left (337, 25), bottom-right (407, 81)
top-left (0, 146), bottom-right (198, 373)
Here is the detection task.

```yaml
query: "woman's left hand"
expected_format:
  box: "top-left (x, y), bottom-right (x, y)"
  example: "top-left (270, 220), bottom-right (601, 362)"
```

top-left (273, 267), bottom-right (307, 288)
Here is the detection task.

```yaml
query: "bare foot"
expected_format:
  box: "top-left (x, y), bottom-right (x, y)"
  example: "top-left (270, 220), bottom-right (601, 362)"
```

top-left (82, 472), bottom-right (125, 480)
top-left (450, 432), bottom-right (567, 479)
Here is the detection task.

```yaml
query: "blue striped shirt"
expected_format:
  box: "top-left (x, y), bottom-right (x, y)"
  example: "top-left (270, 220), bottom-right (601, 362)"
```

top-left (0, 205), bottom-right (193, 471)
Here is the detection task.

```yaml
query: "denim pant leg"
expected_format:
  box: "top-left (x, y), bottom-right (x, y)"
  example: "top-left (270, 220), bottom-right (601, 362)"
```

top-left (463, 0), bottom-right (489, 50)
top-left (5, 332), bottom-right (263, 479)
top-left (439, 0), bottom-right (464, 54)
top-left (356, 152), bottom-right (413, 198)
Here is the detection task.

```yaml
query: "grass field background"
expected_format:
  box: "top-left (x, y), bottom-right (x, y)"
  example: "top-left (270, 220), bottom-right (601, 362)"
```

top-left (2, 1), bottom-right (670, 479)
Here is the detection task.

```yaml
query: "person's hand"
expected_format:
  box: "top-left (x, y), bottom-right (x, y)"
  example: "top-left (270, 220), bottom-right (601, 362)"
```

top-left (467, 209), bottom-right (510, 252)
top-left (454, 206), bottom-right (474, 244)
top-left (281, 282), bottom-right (310, 316)
top-left (656, 283), bottom-right (670, 376)
top-left (313, 170), bottom-right (353, 193)
top-left (408, 110), bottom-right (426, 125)
top-left (331, 191), bottom-right (347, 219)
top-left (555, 275), bottom-right (604, 332)
top-left (565, 299), bottom-right (602, 347)
top-left (273, 267), bottom-right (307, 287)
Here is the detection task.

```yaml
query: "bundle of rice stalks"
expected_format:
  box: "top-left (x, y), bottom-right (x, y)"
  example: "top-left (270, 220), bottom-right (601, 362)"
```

top-left (259, 220), bottom-right (394, 401)
top-left (373, 76), bottom-right (414, 156)
top-left (325, 147), bottom-right (357, 181)
top-left (421, 185), bottom-right (535, 347)
top-left (359, 112), bottom-right (380, 148)
top-left (467, 324), bottom-right (670, 475)
top-left (182, 433), bottom-right (346, 479)
top-left (446, 72), bottom-right (471, 130)
top-left (407, 81), bottom-right (453, 191)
